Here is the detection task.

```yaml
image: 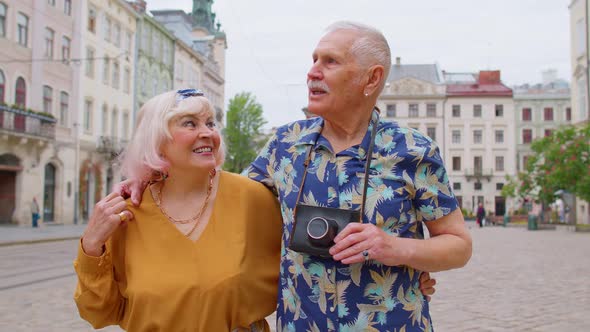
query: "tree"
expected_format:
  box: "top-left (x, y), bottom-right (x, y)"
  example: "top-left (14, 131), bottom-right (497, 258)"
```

top-left (223, 92), bottom-right (268, 173)
top-left (518, 123), bottom-right (590, 204)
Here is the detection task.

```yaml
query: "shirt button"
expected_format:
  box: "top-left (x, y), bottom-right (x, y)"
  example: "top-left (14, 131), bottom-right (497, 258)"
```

top-left (330, 306), bottom-right (335, 312)
top-left (327, 269), bottom-right (332, 274)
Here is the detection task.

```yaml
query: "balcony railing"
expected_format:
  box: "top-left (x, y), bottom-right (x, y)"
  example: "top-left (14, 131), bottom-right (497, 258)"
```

top-left (96, 136), bottom-right (128, 159)
top-left (0, 105), bottom-right (56, 140)
top-left (464, 168), bottom-right (494, 182)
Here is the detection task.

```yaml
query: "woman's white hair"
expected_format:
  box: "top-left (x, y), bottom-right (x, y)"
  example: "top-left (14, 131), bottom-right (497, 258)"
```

top-left (325, 21), bottom-right (391, 92)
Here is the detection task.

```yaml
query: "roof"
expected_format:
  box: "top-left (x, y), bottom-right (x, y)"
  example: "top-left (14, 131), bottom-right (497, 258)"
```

top-left (387, 64), bottom-right (442, 84)
top-left (445, 71), bottom-right (513, 97)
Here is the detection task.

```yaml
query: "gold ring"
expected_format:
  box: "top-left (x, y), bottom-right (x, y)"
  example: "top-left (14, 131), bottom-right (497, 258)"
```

top-left (118, 212), bottom-right (127, 222)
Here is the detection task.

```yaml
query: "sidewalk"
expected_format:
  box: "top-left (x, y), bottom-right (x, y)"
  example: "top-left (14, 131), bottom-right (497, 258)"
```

top-left (0, 223), bottom-right (86, 246)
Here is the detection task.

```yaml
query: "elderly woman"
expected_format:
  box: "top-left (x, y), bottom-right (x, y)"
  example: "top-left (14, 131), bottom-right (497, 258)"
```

top-left (74, 89), bottom-right (282, 331)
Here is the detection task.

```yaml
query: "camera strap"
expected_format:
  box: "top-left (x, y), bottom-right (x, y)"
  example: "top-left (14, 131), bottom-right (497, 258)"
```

top-left (293, 109), bottom-right (380, 223)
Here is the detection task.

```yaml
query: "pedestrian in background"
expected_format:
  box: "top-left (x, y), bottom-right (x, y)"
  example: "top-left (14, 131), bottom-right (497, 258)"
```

top-left (31, 197), bottom-right (40, 228)
top-left (476, 202), bottom-right (486, 228)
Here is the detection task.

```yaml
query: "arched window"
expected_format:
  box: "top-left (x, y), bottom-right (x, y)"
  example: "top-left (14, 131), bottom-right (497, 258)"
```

top-left (15, 77), bottom-right (26, 107)
top-left (0, 70), bottom-right (5, 103)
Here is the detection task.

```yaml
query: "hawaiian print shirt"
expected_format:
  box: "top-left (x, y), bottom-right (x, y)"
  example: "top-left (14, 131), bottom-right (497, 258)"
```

top-left (245, 110), bottom-right (458, 332)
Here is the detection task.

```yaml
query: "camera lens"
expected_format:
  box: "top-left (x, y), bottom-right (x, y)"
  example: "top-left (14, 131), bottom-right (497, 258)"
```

top-left (307, 217), bottom-right (329, 239)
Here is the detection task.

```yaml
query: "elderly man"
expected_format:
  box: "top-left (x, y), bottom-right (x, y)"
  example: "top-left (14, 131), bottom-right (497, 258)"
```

top-left (245, 21), bottom-right (471, 331)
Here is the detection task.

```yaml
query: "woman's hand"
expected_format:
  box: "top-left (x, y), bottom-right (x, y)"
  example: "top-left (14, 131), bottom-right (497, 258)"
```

top-left (81, 192), bottom-right (134, 256)
top-left (419, 272), bottom-right (436, 302)
top-left (113, 178), bottom-right (148, 206)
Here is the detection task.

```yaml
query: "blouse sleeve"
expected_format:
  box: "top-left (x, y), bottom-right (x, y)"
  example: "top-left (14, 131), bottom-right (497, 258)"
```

top-left (73, 239), bottom-right (125, 329)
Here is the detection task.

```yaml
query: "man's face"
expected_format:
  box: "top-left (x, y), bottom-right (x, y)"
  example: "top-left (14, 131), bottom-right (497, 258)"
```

top-left (306, 29), bottom-right (365, 117)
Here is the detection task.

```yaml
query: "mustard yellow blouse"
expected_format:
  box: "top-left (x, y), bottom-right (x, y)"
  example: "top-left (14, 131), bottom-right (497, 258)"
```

top-left (74, 171), bottom-right (282, 331)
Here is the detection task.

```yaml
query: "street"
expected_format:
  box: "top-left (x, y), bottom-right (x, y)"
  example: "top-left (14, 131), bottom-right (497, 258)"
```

top-left (0, 226), bottom-right (588, 331)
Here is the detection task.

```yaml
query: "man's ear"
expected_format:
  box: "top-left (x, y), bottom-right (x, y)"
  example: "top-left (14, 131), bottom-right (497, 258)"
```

top-left (363, 65), bottom-right (385, 96)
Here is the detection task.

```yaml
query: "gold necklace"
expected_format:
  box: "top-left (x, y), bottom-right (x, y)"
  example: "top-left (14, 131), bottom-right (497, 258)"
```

top-left (154, 170), bottom-right (216, 236)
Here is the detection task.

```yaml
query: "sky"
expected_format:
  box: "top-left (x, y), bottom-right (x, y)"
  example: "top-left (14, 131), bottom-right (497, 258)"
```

top-left (147, 0), bottom-right (572, 128)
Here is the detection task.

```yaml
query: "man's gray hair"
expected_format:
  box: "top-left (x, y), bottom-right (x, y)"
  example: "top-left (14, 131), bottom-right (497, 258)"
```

top-left (325, 21), bottom-right (391, 92)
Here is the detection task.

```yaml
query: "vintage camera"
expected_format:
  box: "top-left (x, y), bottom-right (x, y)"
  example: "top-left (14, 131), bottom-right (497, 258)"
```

top-left (288, 204), bottom-right (360, 257)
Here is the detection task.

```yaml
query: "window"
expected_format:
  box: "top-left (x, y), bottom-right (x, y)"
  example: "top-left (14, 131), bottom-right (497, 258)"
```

top-left (85, 47), bottom-right (95, 77)
top-left (453, 182), bottom-right (461, 190)
top-left (495, 130), bottom-right (504, 143)
top-left (452, 156), bottom-right (461, 171)
top-left (59, 91), bottom-right (68, 126)
top-left (495, 104), bottom-right (503, 117)
top-left (452, 105), bottom-right (460, 117)
top-left (44, 28), bottom-right (55, 58)
top-left (15, 77), bottom-right (26, 107)
top-left (111, 109), bottom-right (118, 137)
top-left (427, 127), bottom-right (436, 141)
top-left (113, 23), bottom-right (121, 47)
top-left (101, 104), bottom-right (108, 135)
top-left (544, 129), bottom-right (553, 137)
top-left (474, 156), bottom-right (483, 173)
top-left (123, 67), bottom-right (130, 93)
top-left (452, 130), bottom-right (461, 144)
top-left (496, 183), bottom-right (504, 191)
top-left (523, 156), bottom-right (529, 170)
top-left (84, 99), bottom-right (93, 132)
top-left (112, 61), bottom-right (120, 89)
top-left (64, 0), bottom-right (71, 15)
top-left (495, 156), bottom-right (504, 172)
top-left (473, 104), bottom-right (482, 118)
top-left (566, 107), bottom-right (572, 121)
top-left (522, 129), bottom-right (532, 144)
top-left (122, 112), bottom-right (129, 139)
top-left (522, 108), bottom-right (532, 121)
top-left (474, 182), bottom-right (482, 190)
top-left (409, 103), bottom-right (419, 117)
top-left (0, 70), bottom-right (4, 103)
top-left (0, 3), bottom-right (6, 37)
top-left (125, 31), bottom-right (132, 54)
top-left (473, 129), bottom-right (483, 144)
top-left (43, 85), bottom-right (53, 113)
top-left (103, 57), bottom-right (110, 85)
top-left (386, 104), bottom-right (396, 117)
top-left (48, 0), bottom-right (55, 6)
top-left (62, 36), bottom-right (71, 62)
top-left (426, 103), bottom-right (436, 117)
top-left (17, 12), bottom-right (29, 46)
top-left (543, 107), bottom-right (554, 121)
top-left (88, 7), bottom-right (96, 33)
top-left (104, 16), bottom-right (111, 42)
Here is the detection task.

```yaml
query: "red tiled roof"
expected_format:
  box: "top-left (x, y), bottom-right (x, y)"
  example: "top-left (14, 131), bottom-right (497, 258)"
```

top-left (446, 70), bottom-right (513, 97)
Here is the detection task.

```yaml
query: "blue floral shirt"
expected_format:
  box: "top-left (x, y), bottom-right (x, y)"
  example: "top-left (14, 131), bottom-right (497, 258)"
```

top-left (245, 111), bottom-right (458, 331)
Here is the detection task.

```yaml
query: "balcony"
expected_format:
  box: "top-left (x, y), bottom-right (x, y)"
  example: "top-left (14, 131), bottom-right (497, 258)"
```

top-left (96, 136), bottom-right (128, 160)
top-left (464, 168), bottom-right (493, 182)
top-left (0, 105), bottom-right (56, 140)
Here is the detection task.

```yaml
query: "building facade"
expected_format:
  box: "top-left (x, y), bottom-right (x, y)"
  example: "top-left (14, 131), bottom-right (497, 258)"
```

top-left (0, 0), bottom-right (75, 225)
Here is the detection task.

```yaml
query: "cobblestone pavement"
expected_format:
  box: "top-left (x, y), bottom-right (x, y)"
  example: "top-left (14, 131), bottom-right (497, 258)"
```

top-left (0, 226), bottom-right (588, 331)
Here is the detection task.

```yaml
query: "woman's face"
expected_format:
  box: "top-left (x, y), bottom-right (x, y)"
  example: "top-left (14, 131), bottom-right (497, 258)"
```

top-left (161, 112), bottom-right (220, 173)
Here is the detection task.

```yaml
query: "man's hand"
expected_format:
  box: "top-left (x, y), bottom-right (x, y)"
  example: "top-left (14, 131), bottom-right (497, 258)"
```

top-left (112, 178), bottom-right (148, 206)
top-left (329, 223), bottom-right (411, 266)
top-left (419, 272), bottom-right (436, 302)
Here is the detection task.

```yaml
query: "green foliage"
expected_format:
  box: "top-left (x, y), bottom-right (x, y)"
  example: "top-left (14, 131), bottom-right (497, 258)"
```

top-left (222, 92), bottom-right (268, 173)
top-left (518, 123), bottom-right (590, 203)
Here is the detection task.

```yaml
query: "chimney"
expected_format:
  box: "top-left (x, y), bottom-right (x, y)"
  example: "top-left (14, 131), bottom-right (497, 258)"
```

top-left (478, 70), bottom-right (501, 84)
top-left (395, 57), bottom-right (401, 66)
top-left (128, 0), bottom-right (147, 14)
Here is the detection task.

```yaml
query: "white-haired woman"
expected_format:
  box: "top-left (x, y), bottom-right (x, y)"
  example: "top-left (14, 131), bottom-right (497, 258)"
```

top-left (74, 89), bottom-right (282, 331)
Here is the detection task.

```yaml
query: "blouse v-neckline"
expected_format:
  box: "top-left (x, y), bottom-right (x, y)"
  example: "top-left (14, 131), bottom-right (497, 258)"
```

top-left (146, 171), bottom-right (224, 245)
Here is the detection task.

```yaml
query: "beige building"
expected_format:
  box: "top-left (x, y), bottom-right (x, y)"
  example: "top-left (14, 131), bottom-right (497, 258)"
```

top-left (73, 0), bottom-right (138, 223)
top-left (443, 71), bottom-right (516, 217)
top-left (378, 59), bottom-right (446, 151)
top-left (0, 0), bottom-right (76, 225)
top-left (569, 0), bottom-right (590, 224)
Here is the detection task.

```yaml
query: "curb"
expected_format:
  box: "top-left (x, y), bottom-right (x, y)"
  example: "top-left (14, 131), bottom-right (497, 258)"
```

top-left (0, 236), bottom-right (81, 247)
